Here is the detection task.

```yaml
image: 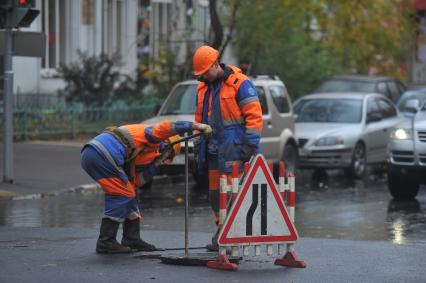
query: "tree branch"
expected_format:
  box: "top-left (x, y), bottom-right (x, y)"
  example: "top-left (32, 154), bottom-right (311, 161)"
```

top-left (219, 0), bottom-right (241, 57)
top-left (209, 0), bottom-right (223, 49)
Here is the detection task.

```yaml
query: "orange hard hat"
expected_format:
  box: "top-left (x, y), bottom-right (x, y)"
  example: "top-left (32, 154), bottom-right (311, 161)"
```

top-left (193, 45), bottom-right (219, 76)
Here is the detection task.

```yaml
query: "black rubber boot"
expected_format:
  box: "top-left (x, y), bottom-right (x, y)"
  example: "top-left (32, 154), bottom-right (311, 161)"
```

top-left (206, 228), bottom-right (219, 252)
top-left (96, 218), bottom-right (132, 254)
top-left (121, 219), bottom-right (157, 251)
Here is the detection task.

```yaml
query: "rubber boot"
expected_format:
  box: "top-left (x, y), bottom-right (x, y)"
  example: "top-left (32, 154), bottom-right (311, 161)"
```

top-left (206, 227), bottom-right (220, 252)
top-left (96, 218), bottom-right (132, 254)
top-left (121, 219), bottom-right (157, 251)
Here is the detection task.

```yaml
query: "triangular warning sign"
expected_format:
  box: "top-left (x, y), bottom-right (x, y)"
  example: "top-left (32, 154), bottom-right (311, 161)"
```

top-left (218, 154), bottom-right (298, 246)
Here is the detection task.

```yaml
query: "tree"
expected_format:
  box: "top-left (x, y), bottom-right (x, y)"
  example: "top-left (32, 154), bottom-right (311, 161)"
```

top-left (314, 0), bottom-right (415, 77)
top-left (236, 0), bottom-right (343, 97)
top-left (58, 51), bottom-right (139, 106)
top-left (160, 0), bottom-right (241, 81)
top-left (138, 44), bottom-right (179, 98)
top-left (209, 0), bottom-right (224, 49)
top-left (236, 0), bottom-right (415, 97)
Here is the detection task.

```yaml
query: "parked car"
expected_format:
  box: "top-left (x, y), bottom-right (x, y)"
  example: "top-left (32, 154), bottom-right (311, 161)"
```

top-left (293, 92), bottom-right (406, 178)
top-left (314, 75), bottom-right (406, 103)
top-left (141, 75), bottom-right (298, 188)
top-left (396, 88), bottom-right (426, 117)
top-left (387, 101), bottom-right (426, 199)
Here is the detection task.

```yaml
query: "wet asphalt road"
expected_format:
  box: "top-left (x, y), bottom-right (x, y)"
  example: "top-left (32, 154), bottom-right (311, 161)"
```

top-left (1, 168), bottom-right (425, 247)
top-left (1, 167), bottom-right (426, 282)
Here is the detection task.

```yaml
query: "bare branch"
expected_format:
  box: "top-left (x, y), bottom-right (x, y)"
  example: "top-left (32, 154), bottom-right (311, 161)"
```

top-left (219, 0), bottom-right (241, 57)
top-left (209, 0), bottom-right (223, 49)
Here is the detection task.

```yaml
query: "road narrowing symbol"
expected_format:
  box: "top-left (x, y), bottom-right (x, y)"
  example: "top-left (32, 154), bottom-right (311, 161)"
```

top-left (218, 155), bottom-right (298, 246)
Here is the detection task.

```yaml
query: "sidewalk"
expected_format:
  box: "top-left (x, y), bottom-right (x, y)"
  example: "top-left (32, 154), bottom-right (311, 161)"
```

top-left (0, 140), bottom-right (184, 200)
top-left (0, 141), bottom-right (95, 199)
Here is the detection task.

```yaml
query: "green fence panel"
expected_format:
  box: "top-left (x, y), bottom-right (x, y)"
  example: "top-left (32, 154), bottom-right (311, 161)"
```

top-left (0, 102), bottom-right (160, 140)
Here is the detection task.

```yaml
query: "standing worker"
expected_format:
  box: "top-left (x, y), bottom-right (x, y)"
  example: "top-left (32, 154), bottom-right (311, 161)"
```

top-left (192, 45), bottom-right (263, 251)
top-left (81, 120), bottom-right (212, 254)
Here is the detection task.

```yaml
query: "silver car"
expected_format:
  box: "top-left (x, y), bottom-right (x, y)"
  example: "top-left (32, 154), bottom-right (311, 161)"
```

top-left (141, 76), bottom-right (298, 187)
top-left (387, 101), bottom-right (426, 199)
top-left (396, 88), bottom-right (426, 118)
top-left (294, 92), bottom-right (405, 178)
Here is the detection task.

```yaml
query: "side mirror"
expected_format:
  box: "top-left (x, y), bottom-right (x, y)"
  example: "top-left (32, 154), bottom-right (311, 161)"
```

top-left (402, 99), bottom-right (420, 113)
top-left (367, 112), bottom-right (382, 123)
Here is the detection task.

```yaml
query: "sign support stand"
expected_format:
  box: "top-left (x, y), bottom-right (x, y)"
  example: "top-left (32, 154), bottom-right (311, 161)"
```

top-left (274, 165), bottom-right (306, 268)
top-left (206, 174), bottom-right (238, 271)
top-left (207, 155), bottom-right (306, 271)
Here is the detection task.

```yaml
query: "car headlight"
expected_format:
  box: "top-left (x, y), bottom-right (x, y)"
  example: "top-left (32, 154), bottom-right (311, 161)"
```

top-left (314, 136), bottom-right (344, 146)
top-left (391, 128), bottom-right (412, 140)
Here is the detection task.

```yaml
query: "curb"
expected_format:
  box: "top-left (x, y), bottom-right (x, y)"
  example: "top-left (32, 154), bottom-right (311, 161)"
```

top-left (0, 189), bottom-right (18, 199)
top-left (11, 183), bottom-right (101, 200)
top-left (1, 173), bottom-right (187, 201)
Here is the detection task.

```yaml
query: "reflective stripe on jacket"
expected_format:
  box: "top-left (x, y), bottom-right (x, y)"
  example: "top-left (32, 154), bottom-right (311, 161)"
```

top-left (194, 65), bottom-right (263, 172)
top-left (86, 120), bottom-right (193, 189)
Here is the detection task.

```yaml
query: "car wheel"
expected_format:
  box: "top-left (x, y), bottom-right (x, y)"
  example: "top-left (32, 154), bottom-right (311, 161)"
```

top-left (346, 142), bottom-right (366, 179)
top-left (388, 169), bottom-right (419, 200)
top-left (192, 172), bottom-right (209, 190)
top-left (282, 143), bottom-right (298, 173)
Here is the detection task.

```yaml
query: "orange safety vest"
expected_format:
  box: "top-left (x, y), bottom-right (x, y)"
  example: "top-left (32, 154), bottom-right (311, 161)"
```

top-left (194, 65), bottom-right (262, 172)
top-left (104, 121), bottom-right (177, 188)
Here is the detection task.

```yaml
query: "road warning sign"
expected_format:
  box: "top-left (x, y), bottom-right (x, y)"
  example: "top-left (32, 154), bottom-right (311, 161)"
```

top-left (218, 155), bottom-right (298, 246)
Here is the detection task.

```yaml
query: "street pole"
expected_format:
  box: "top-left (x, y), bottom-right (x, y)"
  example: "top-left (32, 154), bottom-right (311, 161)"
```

top-left (203, 6), bottom-right (207, 42)
top-left (3, 26), bottom-right (14, 183)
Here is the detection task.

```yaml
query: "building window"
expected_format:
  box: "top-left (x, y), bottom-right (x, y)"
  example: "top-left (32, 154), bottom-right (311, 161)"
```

top-left (102, 0), bottom-right (123, 56)
top-left (82, 0), bottom-right (94, 25)
top-left (41, 0), bottom-right (64, 70)
top-left (116, 0), bottom-right (122, 54)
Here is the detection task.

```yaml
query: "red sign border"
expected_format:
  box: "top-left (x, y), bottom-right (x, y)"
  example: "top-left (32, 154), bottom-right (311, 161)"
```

top-left (218, 155), bottom-right (298, 245)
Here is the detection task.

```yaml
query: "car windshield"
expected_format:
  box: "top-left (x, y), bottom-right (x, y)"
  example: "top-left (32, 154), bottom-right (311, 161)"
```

top-left (315, 79), bottom-right (376, 93)
top-left (294, 98), bottom-right (363, 123)
top-left (159, 84), bottom-right (197, 115)
top-left (396, 90), bottom-right (426, 112)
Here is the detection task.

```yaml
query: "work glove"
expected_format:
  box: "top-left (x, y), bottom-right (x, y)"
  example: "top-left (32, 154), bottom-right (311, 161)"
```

top-left (240, 143), bottom-right (257, 163)
top-left (154, 145), bottom-right (173, 166)
top-left (193, 123), bottom-right (212, 137)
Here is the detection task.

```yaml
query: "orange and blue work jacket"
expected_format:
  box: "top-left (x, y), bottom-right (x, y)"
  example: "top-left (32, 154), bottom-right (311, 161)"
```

top-left (195, 64), bottom-right (263, 173)
top-left (85, 120), bottom-right (193, 197)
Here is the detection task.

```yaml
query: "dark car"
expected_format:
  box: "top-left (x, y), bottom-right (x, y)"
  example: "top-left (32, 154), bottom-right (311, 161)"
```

top-left (314, 75), bottom-right (406, 103)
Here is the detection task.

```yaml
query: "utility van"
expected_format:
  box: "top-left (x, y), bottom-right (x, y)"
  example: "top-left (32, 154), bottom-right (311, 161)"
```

top-left (141, 75), bottom-right (298, 188)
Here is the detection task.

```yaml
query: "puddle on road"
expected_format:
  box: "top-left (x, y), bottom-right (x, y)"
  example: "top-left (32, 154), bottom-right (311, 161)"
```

top-left (1, 171), bottom-right (426, 246)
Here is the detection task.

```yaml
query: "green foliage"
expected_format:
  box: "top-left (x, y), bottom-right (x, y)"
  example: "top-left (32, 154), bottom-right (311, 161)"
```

top-left (314, 0), bottom-right (415, 79)
top-left (138, 44), bottom-right (183, 98)
top-left (236, 0), bottom-right (414, 97)
top-left (58, 50), bottom-right (142, 106)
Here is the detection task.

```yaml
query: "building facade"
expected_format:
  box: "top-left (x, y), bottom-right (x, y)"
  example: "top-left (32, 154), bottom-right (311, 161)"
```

top-left (7, 0), bottom-right (235, 96)
top-left (11, 0), bottom-right (138, 95)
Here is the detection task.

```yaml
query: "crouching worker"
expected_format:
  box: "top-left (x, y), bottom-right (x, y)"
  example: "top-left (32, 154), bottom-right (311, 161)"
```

top-left (81, 120), bottom-right (212, 254)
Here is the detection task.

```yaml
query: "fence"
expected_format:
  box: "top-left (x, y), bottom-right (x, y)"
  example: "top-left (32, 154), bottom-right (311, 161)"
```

top-left (0, 102), bottom-right (160, 140)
